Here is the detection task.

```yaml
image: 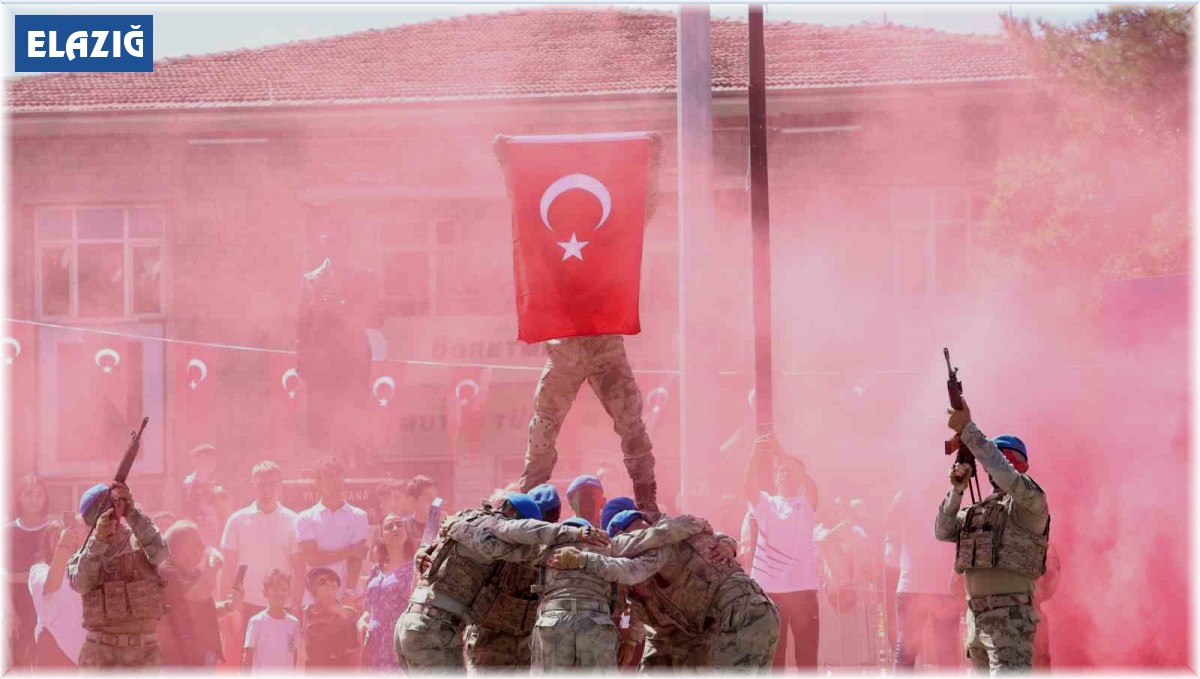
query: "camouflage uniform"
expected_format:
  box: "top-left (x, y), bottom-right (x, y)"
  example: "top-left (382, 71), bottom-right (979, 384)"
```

top-left (68, 509), bottom-right (169, 670)
top-left (463, 559), bottom-right (539, 671)
top-left (520, 335), bottom-right (658, 510)
top-left (396, 507), bottom-right (581, 673)
top-left (935, 422), bottom-right (1051, 675)
top-left (610, 515), bottom-right (780, 673)
top-left (532, 541), bottom-right (665, 671)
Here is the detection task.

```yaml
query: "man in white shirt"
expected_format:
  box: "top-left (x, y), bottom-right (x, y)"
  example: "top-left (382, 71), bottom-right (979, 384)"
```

top-left (222, 461), bottom-right (302, 634)
top-left (294, 458), bottom-right (369, 605)
top-left (743, 433), bottom-right (821, 670)
top-left (27, 520), bottom-right (86, 667)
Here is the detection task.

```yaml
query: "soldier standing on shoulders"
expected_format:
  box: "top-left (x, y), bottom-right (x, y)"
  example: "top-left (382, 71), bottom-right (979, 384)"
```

top-left (68, 482), bottom-right (169, 669)
top-left (936, 397), bottom-right (1050, 674)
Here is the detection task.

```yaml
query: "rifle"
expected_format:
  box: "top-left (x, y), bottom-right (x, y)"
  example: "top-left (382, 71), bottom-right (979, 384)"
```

top-left (83, 417), bottom-right (149, 543)
top-left (943, 350), bottom-right (981, 503)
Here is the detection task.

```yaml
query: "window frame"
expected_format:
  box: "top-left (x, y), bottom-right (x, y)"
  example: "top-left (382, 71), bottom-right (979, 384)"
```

top-left (33, 204), bottom-right (167, 322)
top-left (888, 187), bottom-right (980, 298)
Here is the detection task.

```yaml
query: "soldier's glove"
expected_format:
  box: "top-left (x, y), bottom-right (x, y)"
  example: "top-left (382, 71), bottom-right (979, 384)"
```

top-left (549, 547), bottom-right (586, 570)
top-left (575, 526), bottom-right (610, 548)
top-left (946, 397), bottom-right (972, 434)
top-left (950, 462), bottom-right (973, 493)
top-left (109, 482), bottom-right (134, 518)
top-left (94, 509), bottom-right (117, 541)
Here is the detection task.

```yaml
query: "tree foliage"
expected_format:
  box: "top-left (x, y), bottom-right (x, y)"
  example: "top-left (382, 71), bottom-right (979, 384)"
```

top-left (981, 6), bottom-right (1189, 285)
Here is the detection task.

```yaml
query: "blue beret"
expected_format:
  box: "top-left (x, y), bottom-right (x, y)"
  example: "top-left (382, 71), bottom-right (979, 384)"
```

top-left (600, 497), bottom-right (637, 534)
top-left (992, 435), bottom-right (1028, 461)
top-left (529, 484), bottom-right (561, 514)
top-left (505, 492), bottom-right (543, 521)
top-left (567, 475), bottom-right (603, 497)
top-left (562, 517), bottom-right (592, 529)
top-left (79, 483), bottom-right (110, 527)
top-left (607, 510), bottom-right (646, 536)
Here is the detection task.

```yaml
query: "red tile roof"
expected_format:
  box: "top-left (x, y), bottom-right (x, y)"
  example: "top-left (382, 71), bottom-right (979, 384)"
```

top-left (7, 7), bottom-right (1027, 113)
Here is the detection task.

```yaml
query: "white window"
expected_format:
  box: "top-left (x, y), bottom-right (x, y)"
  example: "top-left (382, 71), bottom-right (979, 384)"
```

top-left (35, 206), bottom-right (166, 320)
top-left (889, 188), bottom-right (982, 297)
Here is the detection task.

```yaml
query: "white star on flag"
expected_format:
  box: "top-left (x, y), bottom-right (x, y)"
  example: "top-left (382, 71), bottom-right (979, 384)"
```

top-left (557, 232), bottom-right (590, 261)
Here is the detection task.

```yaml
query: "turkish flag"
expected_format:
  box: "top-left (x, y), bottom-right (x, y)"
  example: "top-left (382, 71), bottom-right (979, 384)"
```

top-left (80, 333), bottom-right (132, 427)
top-left (368, 361), bottom-right (405, 454)
top-left (267, 352), bottom-right (305, 458)
top-left (499, 132), bottom-right (657, 343)
top-left (445, 366), bottom-right (492, 462)
top-left (173, 344), bottom-right (219, 450)
top-left (2, 322), bottom-right (37, 395)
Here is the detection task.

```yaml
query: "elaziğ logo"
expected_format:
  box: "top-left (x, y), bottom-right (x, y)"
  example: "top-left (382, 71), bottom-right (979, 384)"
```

top-left (15, 15), bottom-right (153, 73)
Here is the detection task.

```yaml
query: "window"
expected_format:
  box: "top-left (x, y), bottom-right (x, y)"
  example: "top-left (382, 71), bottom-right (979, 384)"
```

top-left (35, 206), bottom-right (166, 320)
top-left (889, 188), bottom-right (979, 297)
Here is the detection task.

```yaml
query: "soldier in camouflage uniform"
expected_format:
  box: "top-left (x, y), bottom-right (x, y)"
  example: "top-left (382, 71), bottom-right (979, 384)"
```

top-left (462, 484), bottom-right (564, 672)
top-left (68, 482), bottom-right (169, 669)
top-left (495, 134), bottom-right (665, 516)
top-left (397, 493), bottom-right (605, 672)
top-left (598, 510), bottom-right (781, 672)
top-left (937, 398), bottom-right (1050, 674)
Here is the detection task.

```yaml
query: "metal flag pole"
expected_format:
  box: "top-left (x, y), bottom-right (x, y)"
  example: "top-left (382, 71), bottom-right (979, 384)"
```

top-left (748, 4), bottom-right (774, 434)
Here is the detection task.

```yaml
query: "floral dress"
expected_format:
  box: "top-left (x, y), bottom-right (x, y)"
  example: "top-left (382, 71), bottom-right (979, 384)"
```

top-left (362, 561), bottom-right (415, 669)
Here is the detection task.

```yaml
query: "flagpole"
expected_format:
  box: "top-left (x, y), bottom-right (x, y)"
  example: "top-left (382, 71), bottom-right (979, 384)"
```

top-left (676, 4), bottom-right (717, 513)
top-left (748, 4), bottom-right (774, 433)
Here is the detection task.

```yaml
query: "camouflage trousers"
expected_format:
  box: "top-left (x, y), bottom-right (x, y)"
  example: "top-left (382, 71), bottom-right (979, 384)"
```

top-left (464, 624), bottom-right (532, 672)
top-left (713, 588), bottom-right (781, 672)
top-left (78, 637), bottom-right (162, 670)
top-left (965, 594), bottom-right (1039, 674)
top-left (640, 625), bottom-right (713, 669)
top-left (531, 610), bottom-right (619, 672)
top-left (520, 335), bottom-right (655, 492)
top-left (395, 607), bottom-right (465, 673)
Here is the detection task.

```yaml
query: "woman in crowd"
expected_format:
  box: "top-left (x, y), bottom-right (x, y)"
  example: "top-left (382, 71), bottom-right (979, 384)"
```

top-left (357, 513), bottom-right (416, 670)
top-left (27, 518), bottom-right (86, 668)
top-left (7, 476), bottom-right (51, 669)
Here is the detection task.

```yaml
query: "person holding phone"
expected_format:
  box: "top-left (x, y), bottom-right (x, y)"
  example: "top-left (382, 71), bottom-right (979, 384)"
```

top-left (27, 518), bottom-right (86, 667)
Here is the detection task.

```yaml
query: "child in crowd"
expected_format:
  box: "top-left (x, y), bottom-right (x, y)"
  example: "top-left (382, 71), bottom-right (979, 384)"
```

top-left (243, 569), bottom-right (303, 671)
top-left (302, 568), bottom-right (359, 668)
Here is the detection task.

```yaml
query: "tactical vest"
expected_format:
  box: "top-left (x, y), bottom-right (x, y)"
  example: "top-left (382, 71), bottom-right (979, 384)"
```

top-left (81, 547), bottom-right (165, 630)
top-left (471, 561), bottom-right (540, 637)
top-left (634, 533), bottom-right (742, 636)
top-left (955, 493), bottom-right (1050, 580)
top-left (424, 508), bottom-right (497, 609)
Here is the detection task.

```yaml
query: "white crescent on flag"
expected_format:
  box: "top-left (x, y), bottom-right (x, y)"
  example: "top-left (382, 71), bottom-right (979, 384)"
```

top-left (540, 174), bottom-right (612, 232)
top-left (1, 337), bottom-right (20, 366)
top-left (373, 376), bottom-right (396, 406)
top-left (281, 368), bottom-right (301, 399)
top-left (94, 348), bottom-right (121, 374)
top-left (455, 379), bottom-right (480, 406)
top-left (187, 358), bottom-right (209, 391)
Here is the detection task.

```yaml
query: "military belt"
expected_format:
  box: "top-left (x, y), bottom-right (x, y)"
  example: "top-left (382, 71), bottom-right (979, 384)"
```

top-left (86, 631), bottom-right (158, 648)
top-left (540, 598), bottom-right (610, 615)
top-left (967, 593), bottom-right (1032, 613)
top-left (407, 602), bottom-right (464, 628)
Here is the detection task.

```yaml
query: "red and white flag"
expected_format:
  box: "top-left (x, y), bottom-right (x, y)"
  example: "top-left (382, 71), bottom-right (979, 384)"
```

top-left (445, 366), bottom-right (492, 462)
top-left (173, 344), bottom-right (219, 449)
top-left (368, 361), bottom-right (405, 453)
top-left (498, 132), bottom-right (658, 343)
top-left (267, 352), bottom-right (305, 458)
top-left (81, 333), bottom-right (131, 427)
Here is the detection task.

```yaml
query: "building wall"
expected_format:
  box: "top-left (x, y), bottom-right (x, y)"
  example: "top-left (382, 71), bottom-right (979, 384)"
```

top-left (7, 80), bottom-right (1050, 510)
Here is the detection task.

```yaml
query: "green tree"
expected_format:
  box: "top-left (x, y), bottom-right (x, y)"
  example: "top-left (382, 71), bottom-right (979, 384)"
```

top-left (981, 6), bottom-right (1189, 289)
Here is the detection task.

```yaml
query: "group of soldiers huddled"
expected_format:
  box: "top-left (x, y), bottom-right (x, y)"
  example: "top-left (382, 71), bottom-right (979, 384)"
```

top-left (395, 477), bottom-right (780, 672)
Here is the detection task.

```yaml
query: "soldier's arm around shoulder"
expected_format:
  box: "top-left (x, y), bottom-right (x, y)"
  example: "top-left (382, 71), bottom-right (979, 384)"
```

top-left (960, 422), bottom-right (1048, 517)
top-left (610, 514), bottom-right (709, 558)
top-left (582, 546), bottom-right (668, 586)
top-left (127, 507), bottom-right (170, 565)
top-left (447, 516), bottom-right (542, 564)
top-left (488, 517), bottom-right (579, 546)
